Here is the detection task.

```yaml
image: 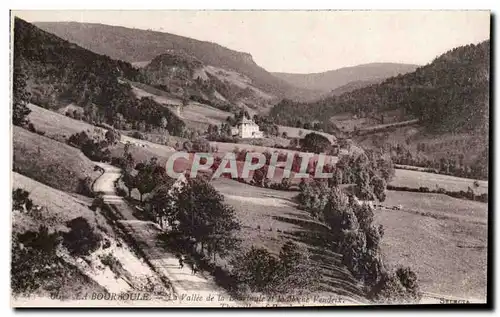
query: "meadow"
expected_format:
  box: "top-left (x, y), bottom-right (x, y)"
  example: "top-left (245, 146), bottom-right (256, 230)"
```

top-left (212, 178), bottom-right (367, 303)
top-left (391, 169), bottom-right (488, 194)
top-left (375, 190), bottom-right (487, 301)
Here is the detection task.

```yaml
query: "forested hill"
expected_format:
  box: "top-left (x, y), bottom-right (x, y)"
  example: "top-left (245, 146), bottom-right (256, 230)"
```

top-left (269, 40), bottom-right (490, 135)
top-left (34, 21), bottom-right (319, 101)
top-left (13, 17), bottom-right (185, 136)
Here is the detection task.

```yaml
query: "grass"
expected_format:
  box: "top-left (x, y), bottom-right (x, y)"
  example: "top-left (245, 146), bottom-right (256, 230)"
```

top-left (277, 125), bottom-right (336, 143)
top-left (375, 190), bottom-right (487, 301)
top-left (27, 103), bottom-right (100, 142)
top-left (211, 178), bottom-right (367, 303)
top-left (391, 169), bottom-right (488, 194)
top-left (11, 172), bottom-right (169, 301)
top-left (12, 126), bottom-right (100, 194)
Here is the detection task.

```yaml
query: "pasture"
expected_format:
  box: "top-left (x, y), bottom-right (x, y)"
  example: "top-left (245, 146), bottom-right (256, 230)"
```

top-left (212, 178), bottom-right (367, 303)
top-left (375, 190), bottom-right (487, 301)
top-left (12, 126), bottom-right (100, 194)
top-left (391, 169), bottom-right (488, 194)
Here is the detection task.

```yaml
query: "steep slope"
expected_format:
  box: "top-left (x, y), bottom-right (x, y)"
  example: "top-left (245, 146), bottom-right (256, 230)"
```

top-left (269, 41), bottom-right (490, 179)
top-left (12, 126), bottom-right (100, 194)
top-left (269, 41), bottom-right (489, 135)
top-left (138, 50), bottom-right (277, 113)
top-left (273, 63), bottom-right (419, 93)
top-left (11, 172), bottom-right (172, 301)
top-left (34, 21), bottom-right (318, 101)
top-left (13, 17), bottom-right (184, 136)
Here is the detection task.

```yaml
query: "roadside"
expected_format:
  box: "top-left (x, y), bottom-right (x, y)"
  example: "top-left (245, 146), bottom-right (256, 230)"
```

top-left (93, 162), bottom-right (241, 307)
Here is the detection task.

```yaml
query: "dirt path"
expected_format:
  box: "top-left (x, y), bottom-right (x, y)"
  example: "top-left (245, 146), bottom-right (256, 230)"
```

top-left (93, 163), bottom-right (241, 307)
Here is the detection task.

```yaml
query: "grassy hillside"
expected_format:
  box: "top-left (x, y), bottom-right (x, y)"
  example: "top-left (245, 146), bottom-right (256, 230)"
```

top-left (34, 21), bottom-right (318, 101)
top-left (11, 172), bottom-right (170, 300)
top-left (13, 17), bottom-right (184, 136)
top-left (273, 63), bottom-right (418, 93)
top-left (212, 178), bottom-right (367, 302)
top-left (12, 126), bottom-right (100, 194)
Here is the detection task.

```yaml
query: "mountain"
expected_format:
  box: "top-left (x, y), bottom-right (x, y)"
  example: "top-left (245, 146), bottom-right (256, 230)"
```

top-left (272, 63), bottom-right (419, 93)
top-left (269, 41), bottom-right (489, 135)
top-left (328, 79), bottom-right (383, 96)
top-left (33, 21), bottom-right (319, 101)
top-left (13, 17), bottom-right (185, 136)
top-left (269, 41), bottom-right (490, 179)
top-left (137, 49), bottom-right (278, 113)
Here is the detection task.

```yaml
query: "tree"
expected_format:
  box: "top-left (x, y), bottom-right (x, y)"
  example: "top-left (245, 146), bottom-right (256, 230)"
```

top-left (148, 179), bottom-right (176, 228)
top-left (122, 171), bottom-right (136, 197)
top-left (13, 62), bottom-right (31, 126)
top-left (135, 161), bottom-right (159, 202)
top-left (230, 246), bottom-right (279, 292)
top-left (300, 132), bottom-right (331, 154)
top-left (370, 266), bottom-right (421, 303)
top-left (192, 138), bottom-right (211, 152)
top-left (166, 178), bottom-right (241, 260)
top-left (371, 176), bottom-right (387, 202)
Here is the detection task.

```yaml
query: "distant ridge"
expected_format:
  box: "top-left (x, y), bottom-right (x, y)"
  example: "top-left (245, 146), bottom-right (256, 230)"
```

top-left (272, 63), bottom-right (419, 93)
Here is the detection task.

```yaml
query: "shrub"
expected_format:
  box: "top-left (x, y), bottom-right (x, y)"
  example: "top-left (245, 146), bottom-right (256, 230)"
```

top-left (116, 187), bottom-right (128, 197)
top-left (99, 253), bottom-right (124, 277)
top-left (192, 138), bottom-right (211, 152)
top-left (62, 217), bottom-right (101, 256)
top-left (131, 131), bottom-right (144, 140)
top-left (91, 195), bottom-right (105, 211)
top-left (230, 246), bottom-right (280, 293)
top-left (12, 188), bottom-right (33, 213)
top-left (369, 266), bottom-right (421, 303)
top-left (76, 177), bottom-right (94, 197)
top-left (11, 225), bottom-right (60, 295)
top-left (230, 242), bottom-right (320, 295)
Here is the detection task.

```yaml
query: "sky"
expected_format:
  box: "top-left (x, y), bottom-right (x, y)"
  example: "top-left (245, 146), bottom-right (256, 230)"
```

top-left (14, 10), bottom-right (490, 73)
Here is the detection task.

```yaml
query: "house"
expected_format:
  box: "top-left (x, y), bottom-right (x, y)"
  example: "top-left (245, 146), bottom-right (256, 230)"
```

top-left (231, 117), bottom-right (263, 139)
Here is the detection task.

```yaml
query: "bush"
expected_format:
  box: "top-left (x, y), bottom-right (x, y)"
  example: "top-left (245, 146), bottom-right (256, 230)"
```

top-left (99, 253), bottom-right (124, 277)
top-left (230, 242), bottom-right (320, 295)
top-left (12, 188), bottom-right (33, 213)
top-left (230, 246), bottom-right (280, 293)
top-left (76, 177), bottom-right (94, 197)
top-left (62, 217), bottom-right (101, 256)
top-left (369, 266), bottom-right (421, 303)
top-left (192, 138), bottom-right (211, 152)
top-left (116, 187), bottom-right (128, 197)
top-left (11, 225), bottom-right (61, 295)
top-left (131, 131), bottom-right (144, 140)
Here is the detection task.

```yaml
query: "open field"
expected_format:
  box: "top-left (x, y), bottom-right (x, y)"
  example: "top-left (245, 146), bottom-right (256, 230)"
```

top-left (128, 80), bottom-right (232, 126)
top-left (212, 178), bottom-right (366, 303)
top-left (391, 169), bottom-right (488, 194)
top-left (12, 126), bottom-right (100, 194)
top-left (27, 103), bottom-right (99, 142)
top-left (28, 103), bottom-right (176, 154)
top-left (375, 190), bottom-right (487, 301)
top-left (277, 125), bottom-right (336, 143)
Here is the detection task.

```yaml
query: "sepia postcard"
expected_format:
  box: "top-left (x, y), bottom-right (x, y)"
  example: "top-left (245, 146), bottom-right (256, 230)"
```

top-left (10, 10), bottom-right (490, 308)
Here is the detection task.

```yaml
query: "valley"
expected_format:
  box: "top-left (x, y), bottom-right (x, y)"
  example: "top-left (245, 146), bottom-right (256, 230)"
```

top-left (10, 12), bottom-right (490, 308)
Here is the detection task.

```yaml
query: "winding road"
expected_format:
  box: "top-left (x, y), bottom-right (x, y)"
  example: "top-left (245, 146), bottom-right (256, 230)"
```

top-left (93, 162), bottom-right (241, 307)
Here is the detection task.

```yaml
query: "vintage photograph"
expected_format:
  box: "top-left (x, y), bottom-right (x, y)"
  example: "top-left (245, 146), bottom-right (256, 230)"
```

top-left (10, 10), bottom-right (490, 307)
